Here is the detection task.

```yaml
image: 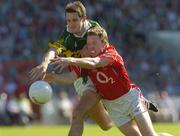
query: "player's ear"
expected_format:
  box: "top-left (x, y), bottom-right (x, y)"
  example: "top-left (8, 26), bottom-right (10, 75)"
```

top-left (82, 16), bottom-right (87, 22)
top-left (101, 39), bottom-right (105, 45)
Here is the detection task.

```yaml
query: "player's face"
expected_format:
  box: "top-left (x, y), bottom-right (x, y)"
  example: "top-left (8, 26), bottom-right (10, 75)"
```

top-left (66, 12), bottom-right (85, 35)
top-left (87, 35), bottom-right (105, 57)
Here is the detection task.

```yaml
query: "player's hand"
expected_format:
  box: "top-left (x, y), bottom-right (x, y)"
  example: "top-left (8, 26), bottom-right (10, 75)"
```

top-left (29, 64), bottom-right (48, 83)
top-left (50, 56), bottom-right (69, 72)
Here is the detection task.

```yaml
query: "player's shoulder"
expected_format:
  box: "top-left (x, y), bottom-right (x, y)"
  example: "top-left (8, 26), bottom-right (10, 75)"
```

top-left (88, 20), bottom-right (100, 27)
top-left (62, 29), bottom-right (72, 37)
top-left (50, 30), bottom-right (71, 43)
top-left (101, 45), bottom-right (123, 60)
top-left (104, 45), bottom-right (117, 53)
top-left (62, 20), bottom-right (100, 36)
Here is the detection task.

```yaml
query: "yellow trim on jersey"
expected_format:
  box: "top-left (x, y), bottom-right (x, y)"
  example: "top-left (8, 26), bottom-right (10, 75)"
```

top-left (48, 42), bottom-right (65, 54)
top-left (62, 50), bottom-right (81, 57)
top-left (49, 42), bottom-right (81, 57)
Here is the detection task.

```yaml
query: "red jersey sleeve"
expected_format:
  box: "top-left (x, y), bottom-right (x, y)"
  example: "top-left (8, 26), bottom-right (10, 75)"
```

top-left (68, 65), bottom-right (88, 77)
top-left (98, 45), bottom-right (120, 63)
top-left (68, 65), bottom-right (81, 77)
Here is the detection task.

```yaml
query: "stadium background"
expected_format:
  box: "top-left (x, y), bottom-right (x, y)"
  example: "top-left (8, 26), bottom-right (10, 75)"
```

top-left (0, 0), bottom-right (179, 133)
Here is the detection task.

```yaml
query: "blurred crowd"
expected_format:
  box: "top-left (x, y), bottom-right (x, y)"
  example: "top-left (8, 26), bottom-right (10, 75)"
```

top-left (0, 0), bottom-right (180, 125)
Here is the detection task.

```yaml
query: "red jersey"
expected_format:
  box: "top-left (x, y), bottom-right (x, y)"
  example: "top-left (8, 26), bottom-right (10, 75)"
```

top-left (71, 45), bottom-right (132, 100)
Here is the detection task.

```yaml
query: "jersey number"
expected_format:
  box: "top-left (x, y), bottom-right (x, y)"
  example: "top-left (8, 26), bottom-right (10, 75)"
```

top-left (96, 72), bottom-right (115, 84)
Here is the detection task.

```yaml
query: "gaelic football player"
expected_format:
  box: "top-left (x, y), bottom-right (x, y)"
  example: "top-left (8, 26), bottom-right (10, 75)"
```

top-left (47, 26), bottom-right (171, 136)
top-left (29, 1), bottom-right (158, 133)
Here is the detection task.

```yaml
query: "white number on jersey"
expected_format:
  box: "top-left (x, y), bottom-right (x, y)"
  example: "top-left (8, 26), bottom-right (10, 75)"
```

top-left (96, 72), bottom-right (115, 84)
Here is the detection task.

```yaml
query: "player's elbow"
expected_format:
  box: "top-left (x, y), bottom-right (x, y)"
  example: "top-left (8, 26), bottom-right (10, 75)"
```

top-left (101, 126), bottom-right (111, 131)
top-left (58, 79), bottom-right (75, 84)
top-left (66, 80), bottom-right (76, 84)
top-left (100, 123), bottom-right (113, 131)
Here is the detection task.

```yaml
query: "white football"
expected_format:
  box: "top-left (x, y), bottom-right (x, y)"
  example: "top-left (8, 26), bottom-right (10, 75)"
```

top-left (29, 80), bottom-right (52, 104)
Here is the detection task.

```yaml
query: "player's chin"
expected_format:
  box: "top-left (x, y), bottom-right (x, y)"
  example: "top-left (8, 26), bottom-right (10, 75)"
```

top-left (70, 28), bottom-right (78, 34)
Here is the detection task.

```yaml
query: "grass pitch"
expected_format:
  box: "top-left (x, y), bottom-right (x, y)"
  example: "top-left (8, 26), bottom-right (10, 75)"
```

top-left (0, 123), bottom-right (179, 136)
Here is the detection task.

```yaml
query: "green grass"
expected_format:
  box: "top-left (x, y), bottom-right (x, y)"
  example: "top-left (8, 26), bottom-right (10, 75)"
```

top-left (0, 123), bottom-right (179, 136)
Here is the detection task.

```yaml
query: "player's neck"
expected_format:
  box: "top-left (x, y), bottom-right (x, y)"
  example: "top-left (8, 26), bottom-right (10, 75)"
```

top-left (74, 27), bottom-right (85, 37)
top-left (97, 44), bottom-right (108, 56)
top-left (105, 44), bottom-right (110, 47)
top-left (74, 20), bottom-right (89, 37)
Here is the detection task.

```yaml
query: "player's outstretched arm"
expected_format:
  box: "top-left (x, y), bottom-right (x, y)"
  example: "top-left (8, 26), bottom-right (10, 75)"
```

top-left (44, 71), bottom-right (78, 84)
top-left (50, 57), bottom-right (113, 69)
top-left (29, 49), bottom-right (56, 82)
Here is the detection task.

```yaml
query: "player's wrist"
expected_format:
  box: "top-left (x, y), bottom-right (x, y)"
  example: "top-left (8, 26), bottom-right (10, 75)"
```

top-left (68, 58), bottom-right (76, 65)
top-left (41, 61), bottom-right (49, 67)
top-left (40, 63), bottom-right (49, 72)
top-left (60, 57), bottom-right (72, 65)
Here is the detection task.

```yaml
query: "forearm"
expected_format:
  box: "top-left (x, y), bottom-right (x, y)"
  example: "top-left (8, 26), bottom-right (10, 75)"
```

top-left (52, 74), bottom-right (74, 84)
top-left (67, 57), bottom-right (106, 69)
top-left (50, 56), bottom-right (112, 70)
top-left (41, 49), bottom-right (56, 66)
top-left (70, 57), bottom-right (100, 69)
top-left (45, 72), bottom-right (77, 84)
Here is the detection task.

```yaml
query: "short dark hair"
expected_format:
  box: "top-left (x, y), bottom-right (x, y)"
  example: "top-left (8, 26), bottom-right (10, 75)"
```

top-left (65, 1), bottom-right (86, 17)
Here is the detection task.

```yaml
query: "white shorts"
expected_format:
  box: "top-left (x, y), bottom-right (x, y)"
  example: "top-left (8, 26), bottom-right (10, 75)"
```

top-left (102, 88), bottom-right (147, 127)
top-left (73, 76), bottom-right (96, 96)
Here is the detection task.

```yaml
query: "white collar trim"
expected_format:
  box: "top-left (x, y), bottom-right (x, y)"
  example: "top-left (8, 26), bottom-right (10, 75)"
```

top-left (66, 20), bottom-right (92, 38)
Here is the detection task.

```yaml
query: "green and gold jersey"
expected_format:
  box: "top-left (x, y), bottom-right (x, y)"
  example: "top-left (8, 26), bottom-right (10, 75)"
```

top-left (49, 20), bottom-right (100, 57)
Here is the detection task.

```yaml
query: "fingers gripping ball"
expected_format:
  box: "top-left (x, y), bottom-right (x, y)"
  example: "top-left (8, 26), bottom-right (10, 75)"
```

top-left (29, 80), bottom-right (53, 104)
